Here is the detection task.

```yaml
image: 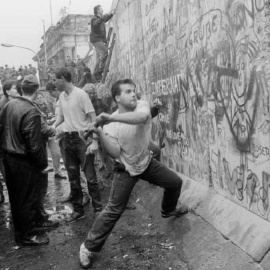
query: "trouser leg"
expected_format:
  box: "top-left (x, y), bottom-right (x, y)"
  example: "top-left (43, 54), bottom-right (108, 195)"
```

top-left (4, 154), bottom-right (39, 240)
top-left (81, 151), bottom-right (102, 212)
top-left (36, 171), bottom-right (49, 222)
top-left (93, 41), bottom-right (108, 79)
top-left (140, 158), bottom-right (182, 213)
top-left (64, 135), bottom-right (83, 214)
top-left (48, 137), bottom-right (62, 174)
top-left (84, 170), bottom-right (137, 252)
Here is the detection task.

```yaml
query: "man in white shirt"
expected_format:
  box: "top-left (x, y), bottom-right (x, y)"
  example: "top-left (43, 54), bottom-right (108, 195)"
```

top-left (79, 79), bottom-right (188, 268)
top-left (53, 67), bottom-right (102, 223)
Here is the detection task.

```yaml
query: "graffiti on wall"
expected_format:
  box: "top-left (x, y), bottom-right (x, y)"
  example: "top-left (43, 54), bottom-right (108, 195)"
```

top-left (110, 0), bottom-right (270, 219)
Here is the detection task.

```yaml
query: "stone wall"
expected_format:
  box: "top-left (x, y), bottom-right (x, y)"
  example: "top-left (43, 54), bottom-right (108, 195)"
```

top-left (107, 0), bottom-right (270, 221)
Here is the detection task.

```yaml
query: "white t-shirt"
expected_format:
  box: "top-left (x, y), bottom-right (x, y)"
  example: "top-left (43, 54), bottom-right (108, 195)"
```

top-left (58, 86), bottom-right (95, 132)
top-left (103, 100), bottom-right (152, 176)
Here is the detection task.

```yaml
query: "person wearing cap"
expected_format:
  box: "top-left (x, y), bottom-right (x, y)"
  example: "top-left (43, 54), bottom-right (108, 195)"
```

top-left (0, 80), bottom-right (22, 204)
top-left (53, 67), bottom-right (103, 223)
top-left (0, 74), bottom-right (50, 246)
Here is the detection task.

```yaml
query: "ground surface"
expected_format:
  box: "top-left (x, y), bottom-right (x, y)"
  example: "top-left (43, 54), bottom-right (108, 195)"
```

top-left (0, 162), bottom-right (265, 270)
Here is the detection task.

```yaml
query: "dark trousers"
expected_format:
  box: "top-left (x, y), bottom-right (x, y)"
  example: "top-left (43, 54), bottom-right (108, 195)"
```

top-left (36, 171), bottom-right (49, 222)
top-left (3, 153), bottom-right (40, 241)
top-left (84, 158), bottom-right (182, 252)
top-left (64, 133), bottom-right (102, 214)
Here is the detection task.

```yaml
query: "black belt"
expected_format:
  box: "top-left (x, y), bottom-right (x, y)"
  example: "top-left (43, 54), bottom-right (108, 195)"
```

top-left (64, 131), bottom-right (79, 137)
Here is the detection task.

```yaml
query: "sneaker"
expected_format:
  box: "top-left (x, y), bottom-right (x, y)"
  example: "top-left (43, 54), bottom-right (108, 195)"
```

top-left (54, 173), bottom-right (67, 179)
top-left (60, 194), bottom-right (74, 203)
top-left (161, 205), bottom-right (189, 218)
top-left (66, 212), bottom-right (85, 224)
top-left (21, 234), bottom-right (49, 246)
top-left (79, 243), bottom-right (92, 269)
top-left (0, 192), bottom-right (4, 203)
top-left (82, 196), bottom-right (90, 206)
top-left (36, 220), bottom-right (59, 231)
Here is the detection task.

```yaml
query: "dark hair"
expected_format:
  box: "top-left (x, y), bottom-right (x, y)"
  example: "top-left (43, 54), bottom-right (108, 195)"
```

top-left (94, 5), bottom-right (101, 15)
top-left (46, 80), bottom-right (56, 92)
top-left (16, 80), bottom-right (23, 96)
top-left (3, 80), bottom-right (17, 97)
top-left (111, 79), bottom-right (136, 102)
top-left (54, 67), bottom-right (72, 83)
top-left (22, 84), bottom-right (39, 95)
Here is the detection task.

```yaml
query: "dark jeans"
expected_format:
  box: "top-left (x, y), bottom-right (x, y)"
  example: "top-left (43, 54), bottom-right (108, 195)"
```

top-left (84, 158), bottom-right (182, 252)
top-left (36, 171), bottom-right (49, 222)
top-left (93, 41), bottom-right (108, 80)
top-left (3, 153), bottom-right (40, 241)
top-left (64, 133), bottom-right (102, 214)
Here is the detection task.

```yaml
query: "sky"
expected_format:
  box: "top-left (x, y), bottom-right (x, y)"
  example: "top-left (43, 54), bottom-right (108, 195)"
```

top-left (0, 0), bottom-right (113, 69)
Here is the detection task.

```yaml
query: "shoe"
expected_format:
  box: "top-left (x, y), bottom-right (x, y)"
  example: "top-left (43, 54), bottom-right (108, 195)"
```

top-left (79, 243), bottom-right (92, 269)
top-left (60, 194), bottom-right (74, 203)
top-left (36, 220), bottom-right (59, 231)
top-left (0, 192), bottom-right (4, 203)
top-left (66, 212), bottom-right (85, 223)
top-left (54, 173), bottom-right (67, 179)
top-left (82, 196), bottom-right (90, 206)
top-left (21, 234), bottom-right (49, 246)
top-left (161, 205), bottom-right (189, 218)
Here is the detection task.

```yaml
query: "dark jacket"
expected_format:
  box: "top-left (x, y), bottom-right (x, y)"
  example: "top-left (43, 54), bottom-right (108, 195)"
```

top-left (90, 14), bottom-right (113, 43)
top-left (0, 97), bottom-right (47, 170)
top-left (78, 73), bottom-right (97, 88)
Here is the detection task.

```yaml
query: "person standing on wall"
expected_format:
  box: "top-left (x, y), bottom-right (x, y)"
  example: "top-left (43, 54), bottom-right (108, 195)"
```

top-left (53, 67), bottom-right (103, 223)
top-left (89, 5), bottom-right (115, 82)
top-left (79, 79), bottom-right (188, 268)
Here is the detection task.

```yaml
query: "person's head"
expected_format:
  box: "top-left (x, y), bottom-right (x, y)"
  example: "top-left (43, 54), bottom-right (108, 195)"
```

top-left (3, 80), bottom-right (19, 100)
top-left (46, 80), bottom-right (61, 99)
top-left (67, 55), bottom-right (70, 60)
top-left (35, 93), bottom-right (44, 105)
top-left (53, 67), bottom-right (72, 91)
top-left (111, 79), bottom-right (137, 110)
top-left (29, 64), bottom-right (32, 67)
top-left (94, 5), bottom-right (103, 16)
top-left (84, 83), bottom-right (97, 99)
top-left (21, 74), bottom-right (39, 99)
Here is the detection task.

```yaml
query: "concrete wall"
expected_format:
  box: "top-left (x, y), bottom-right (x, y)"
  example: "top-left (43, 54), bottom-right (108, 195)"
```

top-left (108, 0), bottom-right (270, 221)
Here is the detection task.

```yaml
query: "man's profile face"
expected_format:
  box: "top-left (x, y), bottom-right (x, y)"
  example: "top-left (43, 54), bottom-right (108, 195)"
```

top-left (52, 74), bottom-right (65, 91)
top-left (7, 84), bottom-right (19, 99)
top-left (97, 6), bottom-right (103, 16)
top-left (117, 83), bottom-right (137, 110)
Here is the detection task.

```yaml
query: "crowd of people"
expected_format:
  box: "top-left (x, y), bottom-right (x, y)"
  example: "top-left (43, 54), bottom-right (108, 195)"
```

top-left (0, 4), bottom-right (188, 270)
top-left (0, 64), bottom-right (37, 84)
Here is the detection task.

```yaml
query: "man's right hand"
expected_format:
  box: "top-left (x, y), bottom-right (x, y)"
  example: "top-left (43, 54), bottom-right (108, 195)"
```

top-left (95, 113), bottom-right (111, 127)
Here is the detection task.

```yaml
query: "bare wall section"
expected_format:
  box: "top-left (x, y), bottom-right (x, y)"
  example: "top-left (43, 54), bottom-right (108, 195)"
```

top-left (108, 0), bottom-right (270, 221)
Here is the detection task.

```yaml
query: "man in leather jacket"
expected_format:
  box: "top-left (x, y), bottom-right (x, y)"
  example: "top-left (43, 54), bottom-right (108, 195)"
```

top-left (0, 75), bottom-right (50, 246)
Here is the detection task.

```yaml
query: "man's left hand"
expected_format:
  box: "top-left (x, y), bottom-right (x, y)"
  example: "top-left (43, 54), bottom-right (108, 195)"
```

top-left (86, 140), bottom-right (98, 155)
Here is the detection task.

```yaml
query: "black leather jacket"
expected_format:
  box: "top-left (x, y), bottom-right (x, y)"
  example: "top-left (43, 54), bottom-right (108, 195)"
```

top-left (90, 13), bottom-right (113, 43)
top-left (0, 96), bottom-right (47, 170)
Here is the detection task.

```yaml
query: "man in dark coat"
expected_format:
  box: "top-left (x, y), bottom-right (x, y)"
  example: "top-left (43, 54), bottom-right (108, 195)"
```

top-left (0, 75), bottom-right (49, 246)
